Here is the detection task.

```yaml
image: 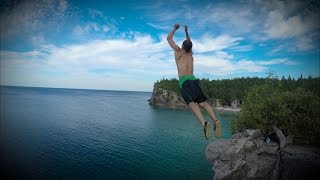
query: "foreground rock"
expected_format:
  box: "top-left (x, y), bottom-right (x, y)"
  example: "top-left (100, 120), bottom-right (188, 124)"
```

top-left (280, 145), bottom-right (320, 180)
top-left (205, 129), bottom-right (320, 180)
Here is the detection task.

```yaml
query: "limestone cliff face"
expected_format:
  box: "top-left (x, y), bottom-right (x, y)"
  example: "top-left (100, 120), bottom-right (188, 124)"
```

top-left (148, 84), bottom-right (187, 109)
top-left (148, 83), bottom-right (226, 109)
top-left (206, 129), bottom-right (320, 180)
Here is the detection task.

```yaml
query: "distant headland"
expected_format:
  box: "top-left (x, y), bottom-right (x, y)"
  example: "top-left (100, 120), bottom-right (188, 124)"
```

top-left (148, 75), bottom-right (319, 111)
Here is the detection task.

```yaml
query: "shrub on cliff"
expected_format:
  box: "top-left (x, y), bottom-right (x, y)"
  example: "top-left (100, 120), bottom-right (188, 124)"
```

top-left (155, 78), bottom-right (180, 94)
top-left (231, 79), bottom-right (320, 146)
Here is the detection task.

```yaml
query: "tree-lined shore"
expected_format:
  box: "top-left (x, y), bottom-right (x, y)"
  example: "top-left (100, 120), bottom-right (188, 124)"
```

top-left (155, 75), bottom-right (319, 107)
top-left (154, 75), bottom-right (320, 146)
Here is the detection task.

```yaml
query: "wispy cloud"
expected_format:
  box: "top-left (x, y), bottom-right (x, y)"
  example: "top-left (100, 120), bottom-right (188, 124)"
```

top-left (140, 0), bottom-right (320, 52)
top-left (0, 0), bottom-right (316, 90)
top-left (1, 31), bottom-right (297, 90)
top-left (195, 52), bottom-right (296, 76)
top-left (258, 58), bottom-right (298, 66)
top-left (146, 23), bottom-right (171, 31)
top-left (0, 0), bottom-right (70, 39)
top-left (1, 33), bottom-right (173, 90)
top-left (193, 34), bottom-right (242, 53)
top-left (72, 22), bottom-right (113, 36)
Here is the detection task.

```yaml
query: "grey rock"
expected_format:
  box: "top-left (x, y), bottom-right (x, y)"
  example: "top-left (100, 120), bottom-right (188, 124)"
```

top-left (206, 140), bottom-right (231, 162)
top-left (280, 145), bottom-right (320, 180)
top-left (258, 141), bottom-right (279, 155)
top-left (245, 152), bottom-right (277, 178)
top-left (148, 84), bottom-right (187, 109)
top-left (286, 134), bottom-right (293, 145)
top-left (243, 129), bottom-right (261, 139)
top-left (206, 131), bottom-right (276, 180)
top-left (206, 130), bottom-right (320, 180)
top-left (231, 132), bottom-right (242, 140)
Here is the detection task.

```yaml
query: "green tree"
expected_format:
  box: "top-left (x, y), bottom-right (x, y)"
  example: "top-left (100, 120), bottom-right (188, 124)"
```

top-left (231, 81), bottom-right (320, 146)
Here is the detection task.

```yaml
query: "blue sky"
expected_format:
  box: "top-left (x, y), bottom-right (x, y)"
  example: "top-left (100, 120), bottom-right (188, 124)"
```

top-left (1, 0), bottom-right (319, 91)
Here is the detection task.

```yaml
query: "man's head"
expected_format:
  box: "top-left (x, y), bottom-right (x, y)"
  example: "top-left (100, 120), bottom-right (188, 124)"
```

top-left (182, 39), bottom-right (192, 53)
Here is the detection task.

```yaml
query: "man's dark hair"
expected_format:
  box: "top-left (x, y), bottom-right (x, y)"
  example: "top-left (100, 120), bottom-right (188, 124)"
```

top-left (182, 40), bottom-right (192, 53)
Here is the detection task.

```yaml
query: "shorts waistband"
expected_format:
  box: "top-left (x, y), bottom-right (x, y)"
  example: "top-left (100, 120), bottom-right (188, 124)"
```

top-left (178, 75), bottom-right (197, 88)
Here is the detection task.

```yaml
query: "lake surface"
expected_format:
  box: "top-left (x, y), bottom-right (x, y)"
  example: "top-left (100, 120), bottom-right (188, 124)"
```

top-left (1, 86), bottom-right (235, 179)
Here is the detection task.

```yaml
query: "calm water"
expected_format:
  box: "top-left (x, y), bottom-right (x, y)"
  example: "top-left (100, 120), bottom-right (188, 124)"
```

top-left (1, 86), bottom-right (235, 179)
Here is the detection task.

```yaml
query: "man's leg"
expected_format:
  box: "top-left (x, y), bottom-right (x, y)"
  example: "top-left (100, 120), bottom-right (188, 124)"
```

top-left (189, 102), bottom-right (211, 140)
top-left (189, 102), bottom-right (206, 126)
top-left (199, 102), bottom-right (221, 138)
top-left (199, 102), bottom-right (218, 123)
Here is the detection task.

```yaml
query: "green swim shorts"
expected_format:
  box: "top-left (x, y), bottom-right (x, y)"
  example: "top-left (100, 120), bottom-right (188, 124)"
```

top-left (178, 75), bottom-right (197, 88)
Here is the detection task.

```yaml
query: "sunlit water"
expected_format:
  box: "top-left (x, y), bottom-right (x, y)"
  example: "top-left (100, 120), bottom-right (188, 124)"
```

top-left (1, 86), bottom-right (236, 179)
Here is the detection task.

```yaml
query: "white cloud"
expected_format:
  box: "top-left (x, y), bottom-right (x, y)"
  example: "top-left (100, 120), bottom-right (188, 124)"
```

top-left (200, 4), bottom-right (258, 35)
top-left (229, 45), bottom-right (253, 52)
top-left (193, 34), bottom-right (242, 53)
top-left (0, 33), bottom-right (176, 90)
top-left (258, 58), bottom-right (298, 65)
top-left (72, 22), bottom-right (105, 36)
top-left (0, 32), bottom-right (299, 90)
top-left (237, 60), bottom-right (266, 72)
top-left (147, 23), bottom-right (170, 31)
top-left (194, 53), bottom-right (236, 76)
top-left (270, 44), bottom-right (286, 54)
top-left (72, 20), bottom-right (118, 38)
top-left (194, 52), bottom-right (297, 76)
top-left (72, 25), bottom-right (85, 36)
top-left (194, 53), bottom-right (264, 76)
top-left (140, 0), bottom-right (319, 53)
top-left (102, 25), bottom-right (110, 32)
top-left (265, 9), bottom-right (309, 39)
top-left (139, 1), bottom-right (261, 36)
top-left (0, 0), bottom-right (70, 39)
top-left (295, 35), bottom-right (315, 51)
top-left (88, 9), bottom-right (106, 19)
top-left (260, 0), bottom-right (320, 52)
top-left (30, 35), bottom-right (46, 47)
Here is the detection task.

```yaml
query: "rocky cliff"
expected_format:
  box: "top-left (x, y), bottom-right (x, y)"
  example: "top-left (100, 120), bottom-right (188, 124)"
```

top-left (148, 83), bottom-right (187, 109)
top-left (205, 129), bottom-right (320, 180)
top-left (148, 83), bottom-right (240, 110)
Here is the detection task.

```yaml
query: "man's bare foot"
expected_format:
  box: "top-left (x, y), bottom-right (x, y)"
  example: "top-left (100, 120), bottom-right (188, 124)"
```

top-left (214, 121), bottom-right (222, 138)
top-left (203, 122), bottom-right (211, 140)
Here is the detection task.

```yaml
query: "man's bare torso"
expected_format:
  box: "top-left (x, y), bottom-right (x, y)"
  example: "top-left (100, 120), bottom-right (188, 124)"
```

top-left (174, 50), bottom-right (194, 77)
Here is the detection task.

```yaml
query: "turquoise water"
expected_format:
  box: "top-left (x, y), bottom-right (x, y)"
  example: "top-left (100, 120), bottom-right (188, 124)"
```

top-left (1, 86), bottom-right (234, 179)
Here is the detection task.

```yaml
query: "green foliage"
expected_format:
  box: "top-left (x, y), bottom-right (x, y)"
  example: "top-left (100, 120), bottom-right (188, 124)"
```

top-left (155, 78), bottom-right (180, 94)
top-left (156, 76), bottom-right (320, 145)
top-left (231, 78), bottom-right (320, 146)
top-left (155, 76), bottom-right (320, 106)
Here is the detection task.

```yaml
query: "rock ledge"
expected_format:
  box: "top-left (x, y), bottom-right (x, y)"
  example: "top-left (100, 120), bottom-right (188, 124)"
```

top-left (206, 129), bottom-right (320, 180)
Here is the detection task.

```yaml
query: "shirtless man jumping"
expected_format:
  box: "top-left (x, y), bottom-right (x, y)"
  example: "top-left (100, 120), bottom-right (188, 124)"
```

top-left (167, 24), bottom-right (221, 140)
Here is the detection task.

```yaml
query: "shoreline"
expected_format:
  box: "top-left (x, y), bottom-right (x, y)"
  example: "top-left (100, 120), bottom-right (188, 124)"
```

top-left (214, 107), bottom-right (241, 112)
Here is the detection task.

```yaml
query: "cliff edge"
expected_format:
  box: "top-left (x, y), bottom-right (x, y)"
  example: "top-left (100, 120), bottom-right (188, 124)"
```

top-left (205, 129), bottom-right (320, 180)
top-left (148, 83), bottom-right (240, 111)
top-left (148, 83), bottom-right (187, 109)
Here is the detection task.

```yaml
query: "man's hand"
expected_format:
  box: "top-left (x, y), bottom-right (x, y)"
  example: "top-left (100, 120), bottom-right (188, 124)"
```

top-left (184, 25), bottom-right (188, 31)
top-left (174, 24), bottom-right (180, 30)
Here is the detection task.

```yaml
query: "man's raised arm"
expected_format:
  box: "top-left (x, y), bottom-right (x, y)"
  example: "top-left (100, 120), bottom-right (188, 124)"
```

top-left (184, 25), bottom-right (191, 41)
top-left (167, 24), bottom-right (180, 51)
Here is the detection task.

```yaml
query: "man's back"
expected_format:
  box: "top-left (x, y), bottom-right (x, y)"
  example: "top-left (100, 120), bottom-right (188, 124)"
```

top-left (166, 23), bottom-right (222, 140)
top-left (167, 24), bottom-right (194, 78)
top-left (174, 50), bottom-right (194, 78)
